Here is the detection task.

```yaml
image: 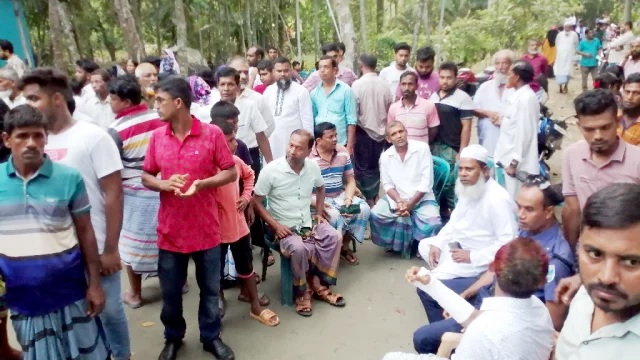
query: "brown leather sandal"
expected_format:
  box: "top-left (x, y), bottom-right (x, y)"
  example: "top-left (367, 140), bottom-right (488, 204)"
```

top-left (295, 291), bottom-right (313, 317)
top-left (313, 286), bottom-right (346, 307)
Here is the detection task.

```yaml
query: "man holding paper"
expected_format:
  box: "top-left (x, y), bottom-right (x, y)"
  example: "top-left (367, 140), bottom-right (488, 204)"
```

top-left (417, 144), bottom-right (517, 323)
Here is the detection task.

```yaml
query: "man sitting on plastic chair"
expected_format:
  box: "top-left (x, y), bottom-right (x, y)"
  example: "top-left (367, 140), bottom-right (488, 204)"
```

top-left (309, 122), bottom-right (371, 266)
top-left (415, 144), bottom-right (518, 328)
top-left (370, 121), bottom-right (442, 259)
top-left (252, 129), bottom-right (345, 318)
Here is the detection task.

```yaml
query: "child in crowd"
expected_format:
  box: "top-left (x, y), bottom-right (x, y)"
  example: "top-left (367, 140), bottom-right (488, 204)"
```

top-left (212, 107), bottom-right (280, 327)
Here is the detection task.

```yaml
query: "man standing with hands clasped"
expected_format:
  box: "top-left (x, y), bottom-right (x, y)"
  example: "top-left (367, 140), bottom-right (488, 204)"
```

top-left (142, 76), bottom-right (237, 360)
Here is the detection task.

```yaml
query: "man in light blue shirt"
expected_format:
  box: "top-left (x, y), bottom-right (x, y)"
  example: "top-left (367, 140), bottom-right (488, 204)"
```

top-left (310, 55), bottom-right (357, 154)
top-left (577, 29), bottom-right (602, 91)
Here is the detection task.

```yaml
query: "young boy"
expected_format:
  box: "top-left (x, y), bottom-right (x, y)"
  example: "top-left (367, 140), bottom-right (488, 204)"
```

top-left (0, 105), bottom-right (108, 359)
top-left (213, 118), bottom-right (280, 327)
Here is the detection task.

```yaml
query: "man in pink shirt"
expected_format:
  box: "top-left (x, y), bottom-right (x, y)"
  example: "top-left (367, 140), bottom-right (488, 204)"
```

top-left (562, 89), bottom-right (640, 248)
top-left (141, 77), bottom-right (237, 360)
top-left (394, 46), bottom-right (440, 101)
top-left (621, 37), bottom-right (640, 78)
top-left (387, 71), bottom-right (440, 143)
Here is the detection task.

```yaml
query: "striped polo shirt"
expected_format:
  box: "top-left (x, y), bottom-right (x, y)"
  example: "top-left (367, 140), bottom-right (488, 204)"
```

top-left (309, 144), bottom-right (354, 198)
top-left (387, 96), bottom-right (441, 143)
top-left (0, 157), bottom-right (90, 316)
top-left (109, 103), bottom-right (165, 180)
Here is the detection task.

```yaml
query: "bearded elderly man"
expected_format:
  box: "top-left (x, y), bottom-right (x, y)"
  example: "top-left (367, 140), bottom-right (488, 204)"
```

top-left (416, 144), bottom-right (517, 324)
top-left (473, 50), bottom-right (517, 155)
top-left (370, 121), bottom-right (442, 259)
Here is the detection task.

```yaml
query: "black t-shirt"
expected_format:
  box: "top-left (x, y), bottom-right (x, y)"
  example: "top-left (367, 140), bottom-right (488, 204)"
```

top-left (429, 89), bottom-right (475, 151)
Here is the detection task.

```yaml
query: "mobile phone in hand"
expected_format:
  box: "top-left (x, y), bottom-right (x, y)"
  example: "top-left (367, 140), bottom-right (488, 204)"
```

top-left (448, 241), bottom-right (462, 250)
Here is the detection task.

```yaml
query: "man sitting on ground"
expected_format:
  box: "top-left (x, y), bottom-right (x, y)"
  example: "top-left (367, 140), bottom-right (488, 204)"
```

top-left (252, 130), bottom-right (345, 317)
top-left (370, 121), bottom-right (442, 258)
top-left (310, 122), bottom-right (371, 266)
top-left (385, 237), bottom-right (555, 360)
top-left (412, 177), bottom-right (573, 354)
top-left (417, 144), bottom-right (517, 324)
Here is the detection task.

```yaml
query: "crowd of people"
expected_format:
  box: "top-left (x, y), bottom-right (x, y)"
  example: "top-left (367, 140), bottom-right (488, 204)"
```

top-left (0, 17), bottom-right (640, 360)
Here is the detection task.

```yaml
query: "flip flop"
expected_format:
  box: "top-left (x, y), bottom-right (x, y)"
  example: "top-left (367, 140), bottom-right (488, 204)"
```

top-left (238, 292), bottom-right (270, 306)
top-left (249, 309), bottom-right (280, 327)
top-left (122, 291), bottom-right (142, 309)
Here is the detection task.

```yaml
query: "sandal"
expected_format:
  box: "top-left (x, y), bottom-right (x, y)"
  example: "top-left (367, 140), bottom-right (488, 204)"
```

top-left (340, 248), bottom-right (359, 265)
top-left (122, 290), bottom-right (142, 309)
top-left (267, 253), bottom-right (275, 267)
top-left (313, 286), bottom-right (346, 307)
top-left (295, 291), bottom-right (313, 317)
top-left (249, 309), bottom-right (280, 327)
top-left (237, 292), bottom-right (270, 306)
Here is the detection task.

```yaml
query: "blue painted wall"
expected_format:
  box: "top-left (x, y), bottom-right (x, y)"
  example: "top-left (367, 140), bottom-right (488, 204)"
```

top-left (0, 0), bottom-right (35, 67)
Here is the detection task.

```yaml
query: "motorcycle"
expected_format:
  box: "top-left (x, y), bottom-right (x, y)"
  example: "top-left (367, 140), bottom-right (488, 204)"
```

top-left (538, 105), bottom-right (569, 179)
top-left (456, 67), bottom-right (478, 97)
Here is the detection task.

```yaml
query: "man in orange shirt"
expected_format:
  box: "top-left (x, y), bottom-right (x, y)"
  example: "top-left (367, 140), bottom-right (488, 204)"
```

top-left (620, 73), bottom-right (640, 145)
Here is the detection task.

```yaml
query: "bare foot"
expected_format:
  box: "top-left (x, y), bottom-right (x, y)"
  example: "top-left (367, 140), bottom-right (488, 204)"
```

top-left (123, 290), bottom-right (142, 309)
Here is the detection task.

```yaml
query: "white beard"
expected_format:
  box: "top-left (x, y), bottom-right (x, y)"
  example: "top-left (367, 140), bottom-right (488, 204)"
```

top-left (455, 176), bottom-right (487, 201)
top-left (493, 72), bottom-right (508, 85)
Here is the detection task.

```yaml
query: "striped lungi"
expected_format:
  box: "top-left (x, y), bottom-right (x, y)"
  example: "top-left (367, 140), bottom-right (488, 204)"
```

top-left (322, 193), bottom-right (371, 243)
top-left (119, 178), bottom-right (160, 278)
top-left (11, 299), bottom-right (108, 360)
top-left (370, 197), bottom-right (442, 258)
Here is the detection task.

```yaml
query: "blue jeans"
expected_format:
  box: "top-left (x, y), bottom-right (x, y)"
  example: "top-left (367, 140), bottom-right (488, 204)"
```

top-left (159, 247), bottom-right (222, 344)
top-left (99, 271), bottom-right (131, 360)
top-left (416, 277), bottom-right (479, 323)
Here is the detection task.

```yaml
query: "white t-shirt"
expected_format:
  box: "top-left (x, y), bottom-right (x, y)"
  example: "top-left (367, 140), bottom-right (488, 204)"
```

top-left (379, 62), bottom-right (415, 97)
top-left (45, 120), bottom-right (123, 253)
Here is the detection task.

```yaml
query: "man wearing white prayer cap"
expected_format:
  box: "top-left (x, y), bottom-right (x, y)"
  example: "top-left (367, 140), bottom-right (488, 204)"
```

top-left (554, 18), bottom-right (580, 93)
top-left (414, 143), bottom-right (518, 330)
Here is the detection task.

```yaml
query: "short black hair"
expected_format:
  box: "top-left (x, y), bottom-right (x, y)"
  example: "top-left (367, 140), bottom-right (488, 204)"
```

top-left (0, 39), bottom-right (13, 54)
top-left (438, 61), bottom-right (458, 77)
top-left (109, 75), bottom-right (142, 105)
top-left (399, 70), bottom-right (417, 84)
top-left (625, 21), bottom-right (633, 30)
top-left (196, 68), bottom-right (216, 88)
top-left (336, 42), bottom-right (346, 53)
top-left (142, 56), bottom-right (162, 69)
top-left (416, 46), bottom-right (436, 63)
top-left (321, 43), bottom-right (340, 55)
top-left (624, 72), bottom-right (640, 86)
top-left (274, 57), bottom-right (291, 66)
top-left (596, 72), bottom-right (622, 90)
top-left (75, 59), bottom-right (100, 74)
top-left (314, 122), bottom-right (337, 140)
top-left (583, 183), bottom-right (640, 230)
top-left (0, 98), bottom-right (10, 132)
top-left (257, 59), bottom-right (274, 72)
top-left (511, 60), bottom-right (535, 83)
top-left (267, 45), bottom-right (278, 53)
top-left (253, 46), bottom-right (265, 59)
top-left (153, 75), bottom-right (192, 109)
top-left (128, 59), bottom-right (139, 67)
top-left (18, 67), bottom-right (73, 103)
top-left (70, 79), bottom-right (83, 96)
top-left (522, 179), bottom-right (565, 207)
top-left (359, 53), bottom-right (377, 70)
top-left (214, 120), bottom-right (235, 136)
top-left (394, 42), bottom-right (412, 54)
top-left (574, 89), bottom-right (618, 118)
top-left (604, 64), bottom-right (624, 79)
top-left (216, 66), bottom-right (240, 85)
top-left (210, 101), bottom-right (240, 126)
top-left (292, 61), bottom-right (300, 67)
top-left (291, 129), bottom-right (314, 149)
top-left (319, 55), bottom-right (337, 68)
top-left (3, 104), bottom-right (48, 135)
top-left (91, 69), bottom-right (111, 83)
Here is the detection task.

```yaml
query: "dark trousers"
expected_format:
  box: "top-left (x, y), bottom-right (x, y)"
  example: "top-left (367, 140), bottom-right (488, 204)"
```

top-left (248, 147), bottom-right (266, 248)
top-left (413, 318), bottom-right (462, 354)
top-left (159, 247), bottom-right (221, 344)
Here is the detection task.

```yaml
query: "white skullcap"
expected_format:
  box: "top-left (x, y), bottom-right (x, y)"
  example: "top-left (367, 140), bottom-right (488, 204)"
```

top-left (459, 144), bottom-right (489, 163)
top-left (564, 19), bottom-right (574, 27)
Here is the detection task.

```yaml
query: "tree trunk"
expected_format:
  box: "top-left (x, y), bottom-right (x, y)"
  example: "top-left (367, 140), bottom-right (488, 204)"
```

top-left (295, 0), bottom-right (301, 60)
top-left (359, 0), bottom-right (368, 52)
top-left (624, 0), bottom-right (632, 23)
top-left (423, 0), bottom-right (431, 45)
top-left (174, 0), bottom-right (187, 48)
top-left (331, 0), bottom-right (358, 68)
top-left (245, 0), bottom-right (253, 46)
top-left (436, 0), bottom-right (446, 63)
top-left (130, 0), bottom-right (144, 42)
top-left (113, 0), bottom-right (147, 61)
top-left (48, 0), bottom-right (66, 70)
top-left (54, 0), bottom-right (80, 62)
top-left (314, 0), bottom-right (321, 58)
top-left (376, 0), bottom-right (383, 31)
top-left (412, 0), bottom-right (427, 51)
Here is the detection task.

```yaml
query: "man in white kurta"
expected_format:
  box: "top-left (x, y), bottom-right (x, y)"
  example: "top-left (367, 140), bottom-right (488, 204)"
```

top-left (473, 50), bottom-right (517, 155)
top-left (417, 144), bottom-right (518, 324)
top-left (494, 62), bottom-right (540, 199)
top-left (264, 59), bottom-right (314, 159)
top-left (554, 22), bottom-right (580, 92)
